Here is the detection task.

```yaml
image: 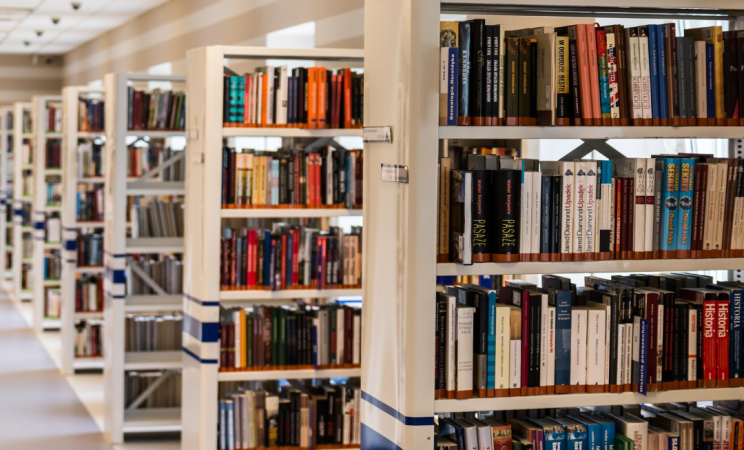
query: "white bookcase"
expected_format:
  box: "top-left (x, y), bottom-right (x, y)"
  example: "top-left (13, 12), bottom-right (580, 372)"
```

top-left (32, 95), bottom-right (63, 332)
top-left (182, 46), bottom-right (364, 450)
top-left (102, 72), bottom-right (186, 443)
top-left (1, 106), bottom-right (13, 282)
top-left (60, 85), bottom-right (106, 374)
top-left (12, 101), bottom-right (33, 304)
top-left (362, 2), bottom-right (744, 449)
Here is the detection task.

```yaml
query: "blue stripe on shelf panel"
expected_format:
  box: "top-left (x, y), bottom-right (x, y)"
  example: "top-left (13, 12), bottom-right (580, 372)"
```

top-left (182, 346), bottom-right (219, 365)
top-left (360, 424), bottom-right (403, 450)
top-left (64, 240), bottom-right (77, 251)
top-left (184, 293), bottom-right (220, 307)
top-left (13, 210), bottom-right (22, 216)
top-left (1, 199), bottom-right (6, 205)
top-left (65, 259), bottom-right (76, 264)
top-left (104, 291), bottom-right (126, 300)
top-left (33, 222), bottom-right (44, 230)
top-left (183, 313), bottom-right (219, 343)
top-left (104, 250), bottom-right (126, 257)
top-left (360, 391), bottom-right (434, 427)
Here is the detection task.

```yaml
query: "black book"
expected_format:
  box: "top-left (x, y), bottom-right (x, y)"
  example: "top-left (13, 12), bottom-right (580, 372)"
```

top-left (725, 32), bottom-right (740, 122)
top-left (505, 37), bottom-right (520, 125)
top-left (669, 28), bottom-right (680, 121)
top-left (554, 31), bottom-right (572, 124)
top-left (686, 37), bottom-right (697, 121)
top-left (529, 37), bottom-right (538, 123)
top-left (678, 302), bottom-right (689, 382)
top-left (492, 169), bottom-right (521, 262)
top-left (528, 291), bottom-right (542, 389)
top-left (485, 25), bottom-right (493, 123)
top-left (470, 167), bottom-right (493, 262)
top-left (435, 293), bottom-right (448, 395)
top-left (491, 25), bottom-right (502, 124)
top-left (539, 175), bottom-right (553, 258)
top-left (671, 410), bottom-right (704, 450)
top-left (568, 39), bottom-right (582, 125)
top-left (676, 37), bottom-right (688, 121)
top-left (518, 38), bottom-right (533, 125)
top-left (671, 302), bottom-right (681, 383)
top-left (471, 19), bottom-right (486, 125)
top-left (552, 176), bottom-right (562, 257)
top-left (458, 21), bottom-right (472, 125)
top-left (737, 35), bottom-right (744, 124)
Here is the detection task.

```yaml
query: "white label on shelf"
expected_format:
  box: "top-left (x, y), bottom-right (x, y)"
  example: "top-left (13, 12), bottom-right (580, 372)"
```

top-left (363, 126), bottom-right (392, 143)
top-left (380, 164), bottom-right (408, 184)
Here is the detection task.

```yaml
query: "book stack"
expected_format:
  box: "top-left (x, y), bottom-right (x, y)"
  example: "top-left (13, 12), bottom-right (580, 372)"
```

top-left (128, 145), bottom-right (184, 181)
top-left (76, 184), bottom-right (103, 222)
top-left (130, 200), bottom-right (185, 238)
top-left (439, 152), bottom-right (744, 265)
top-left (125, 314), bottom-right (182, 352)
top-left (127, 87), bottom-right (186, 131)
top-left (222, 147), bottom-right (363, 209)
top-left (43, 251), bottom-right (61, 280)
top-left (76, 232), bottom-right (103, 267)
top-left (45, 139), bottom-right (61, 168)
top-left (217, 380), bottom-right (361, 449)
top-left (74, 319), bottom-right (102, 357)
top-left (76, 274), bottom-right (103, 312)
top-left (435, 273), bottom-right (744, 400)
top-left (439, 22), bottom-right (744, 127)
top-left (78, 98), bottom-right (104, 132)
top-left (46, 102), bottom-right (62, 133)
top-left (219, 303), bottom-right (361, 372)
top-left (125, 371), bottom-right (181, 409)
top-left (45, 175), bottom-right (62, 206)
top-left (222, 66), bottom-right (364, 129)
top-left (126, 256), bottom-right (183, 296)
top-left (220, 224), bottom-right (362, 291)
top-left (45, 288), bottom-right (61, 318)
top-left (45, 214), bottom-right (61, 243)
top-left (77, 142), bottom-right (103, 178)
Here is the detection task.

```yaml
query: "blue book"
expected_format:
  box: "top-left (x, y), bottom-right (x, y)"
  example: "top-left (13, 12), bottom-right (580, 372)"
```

top-left (657, 25), bottom-right (668, 120)
top-left (487, 290), bottom-right (496, 390)
top-left (706, 44), bottom-right (716, 121)
top-left (660, 158), bottom-right (681, 255)
top-left (263, 231), bottom-right (271, 287)
top-left (675, 158), bottom-right (695, 254)
top-left (444, 47), bottom-right (459, 126)
top-left (669, 433), bottom-right (680, 450)
top-left (638, 318), bottom-right (648, 394)
top-left (550, 417), bottom-right (588, 450)
top-left (648, 25), bottom-right (660, 122)
top-left (226, 399), bottom-right (235, 450)
top-left (553, 288), bottom-right (573, 389)
top-left (583, 414), bottom-right (615, 450)
top-left (711, 283), bottom-right (743, 381)
top-left (271, 159), bottom-right (279, 205)
top-left (286, 234), bottom-right (293, 286)
top-left (528, 418), bottom-right (566, 450)
top-left (219, 400), bottom-right (227, 450)
top-left (571, 416), bottom-right (602, 450)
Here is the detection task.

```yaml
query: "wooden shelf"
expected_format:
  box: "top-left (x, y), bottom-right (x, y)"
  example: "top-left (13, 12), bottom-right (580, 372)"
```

top-left (439, 125), bottom-right (744, 140)
top-left (218, 367), bottom-right (361, 382)
top-left (221, 208), bottom-right (362, 218)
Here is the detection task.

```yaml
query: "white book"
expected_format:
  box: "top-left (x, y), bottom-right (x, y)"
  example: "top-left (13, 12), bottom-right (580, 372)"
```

top-left (539, 292), bottom-right (549, 389)
top-left (607, 33), bottom-right (620, 119)
top-left (585, 161), bottom-right (598, 255)
top-left (703, 163), bottom-right (718, 252)
top-left (263, 66), bottom-right (275, 124)
top-left (714, 162), bottom-right (728, 252)
top-left (688, 307), bottom-right (697, 382)
top-left (277, 65), bottom-right (289, 124)
top-left (588, 300), bottom-right (612, 387)
top-left (234, 310), bottom-right (241, 368)
top-left (521, 169), bottom-right (533, 259)
top-left (570, 306), bottom-right (588, 388)
top-left (445, 294), bottom-right (457, 395)
top-left (626, 29), bottom-right (643, 120)
top-left (657, 304), bottom-right (664, 382)
top-left (720, 414), bottom-right (731, 450)
top-left (613, 414), bottom-right (648, 450)
top-left (495, 304), bottom-right (511, 391)
top-left (639, 33), bottom-right (653, 120)
top-left (561, 161), bottom-right (575, 258)
top-left (474, 420), bottom-right (494, 450)
top-left (574, 160), bottom-right (587, 256)
top-left (531, 172), bottom-right (542, 258)
top-left (632, 158), bottom-right (647, 256)
top-left (618, 321), bottom-right (626, 386)
top-left (695, 41), bottom-right (708, 120)
top-left (586, 307), bottom-right (606, 389)
top-left (732, 170), bottom-right (744, 252)
top-left (625, 319), bottom-right (633, 389)
top-left (547, 306), bottom-right (556, 390)
top-left (337, 308), bottom-right (345, 365)
top-left (244, 392), bottom-right (256, 448)
top-left (645, 158), bottom-right (656, 256)
top-left (457, 306), bottom-right (475, 396)
top-left (510, 339), bottom-right (521, 390)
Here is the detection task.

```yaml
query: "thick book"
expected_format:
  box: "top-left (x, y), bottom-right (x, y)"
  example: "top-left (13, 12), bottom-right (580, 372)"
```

top-left (493, 169), bottom-right (521, 262)
top-left (660, 159), bottom-right (680, 259)
top-left (506, 37), bottom-right (520, 126)
top-left (518, 38), bottom-right (535, 126)
top-left (458, 21), bottom-right (473, 125)
top-left (639, 26), bottom-right (654, 126)
top-left (471, 169), bottom-right (493, 263)
top-left (556, 35), bottom-right (572, 125)
top-left (569, 38), bottom-right (584, 125)
top-left (598, 160), bottom-right (614, 260)
top-left (676, 159), bottom-right (695, 258)
top-left (694, 41), bottom-right (708, 125)
top-left (573, 25), bottom-right (593, 126)
top-left (724, 31), bottom-right (740, 126)
top-left (574, 160), bottom-right (587, 260)
top-left (586, 23), bottom-right (602, 125)
top-left (450, 170), bottom-right (473, 265)
top-left (439, 47), bottom-right (459, 126)
top-left (570, 306), bottom-right (589, 392)
top-left (626, 27), bottom-right (643, 125)
top-left (456, 305), bottom-right (474, 399)
top-left (606, 31), bottom-right (621, 123)
top-left (648, 25), bottom-right (661, 126)
top-left (471, 19), bottom-right (487, 125)
top-left (596, 27), bottom-right (612, 124)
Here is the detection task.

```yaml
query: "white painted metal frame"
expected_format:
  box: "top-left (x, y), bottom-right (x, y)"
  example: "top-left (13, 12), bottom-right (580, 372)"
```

top-left (102, 72), bottom-right (186, 444)
top-left (12, 102), bottom-right (32, 304)
top-left (61, 85), bottom-right (106, 374)
top-left (183, 45), bottom-right (363, 450)
top-left (32, 95), bottom-right (63, 333)
top-left (362, 2), bottom-right (744, 450)
top-left (1, 106), bottom-right (13, 282)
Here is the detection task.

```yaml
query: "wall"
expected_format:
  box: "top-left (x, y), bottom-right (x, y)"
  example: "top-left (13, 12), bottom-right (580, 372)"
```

top-left (0, 55), bottom-right (63, 105)
top-left (63, 0), bottom-right (365, 86)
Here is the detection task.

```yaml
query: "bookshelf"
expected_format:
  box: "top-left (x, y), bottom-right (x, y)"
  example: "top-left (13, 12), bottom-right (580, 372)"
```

top-left (1, 106), bottom-right (13, 283)
top-left (362, 2), bottom-right (744, 449)
top-left (12, 101), bottom-right (32, 304)
top-left (60, 85), bottom-right (105, 374)
top-left (183, 46), bottom-right (364, 450)
top-left (102, 72), bottom-right (186, 444)
top-left (32, 95), bottom-right (63, 332)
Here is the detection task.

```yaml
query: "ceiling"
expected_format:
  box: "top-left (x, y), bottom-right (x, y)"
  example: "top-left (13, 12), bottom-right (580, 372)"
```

top-left (0, 0), bottom-right (170, 54)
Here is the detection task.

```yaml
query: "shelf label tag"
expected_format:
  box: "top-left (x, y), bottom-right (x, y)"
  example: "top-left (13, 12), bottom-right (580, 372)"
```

top-left (380, 164), bottom-right (408, 184)
top-left (363, 126), bottom-right (392, 143)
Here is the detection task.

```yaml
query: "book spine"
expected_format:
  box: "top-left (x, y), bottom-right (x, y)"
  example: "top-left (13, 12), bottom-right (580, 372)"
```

top-left (648, 25), bottom-right (661, 125)
top-left (669, 25), bottom-right (680, 124)
top-left (689, 306), bottom-right (698, 385)
top-left (569, 39), bottom-right (583, 125)
top-left (471, 19), bottom-right (486, 126)
top-left (607, 33), bottom-right (621, 122)
top-left (703, 163), bottom-right (718, 257)
top-left (585, 161), bottom-right (597, 260)
top-left (660, 159), bottom-right (680, 259)
top-left (485, 26), bottom-right (493, 126)
top-left (443, 48), bottom-right (459, 125)
top-left (472, 170), bottom-right (491, 263)
top-left (560, 162), bottom-right (574, 261)
top-left (456, 306), bottom-right (475, 398)
top-left (645, 158), bottom-right (655, 259)
top-left (493, 170), bottom-right (521, 262)
top-left (686, 37), bottom-right (698, 124)
top-left (570, 309), bottom-right (588, 392)
top-left (540, 175), bottom-right (553, 261)
top-left (548, 306), bottom-right (556, 393)
top-left (730, 289), bottom-right (743, 384)
top-left (520, 169), bottom-right (533, 262)
top-left (556, 36), bottom-right (572, 125)
top-left (718, 296), bottom-right (730, 387)
top-left (707, 44), bottom-right (717, 124)
top-left (633, 159), bottom-right (646, 259)
top-left (555, 292), bottom-right (572, 392)
top-left (704, 298), bottom-right (717, 387)
top-left (598, 161), bottom-right (614, 259)
top-left (676, 158), bottom-right (695, 258)
top-left (690, 163), bottom-right (705, 259)
top-left (586, 24), bottom-right (602, 125)
top-left (628, 31), bottom-right (643, 124)
top-left (506, 37), bottom-right (520, 126)
top-left (639, 317), bottom-right (648, 394)
top-left (574, 161), bottom-right (586, 260)
top-left (677, 37), bottom-right (689, 124)
top-left (495, 306), bottom-right (510, 396)
top-left (639, 31), bottom-right (653, 124)
top-left (552, 176), bottom-right (562, 260)
top-left (695, 41), bottom-right (708, 123)
top-left (518, 38), bottom-right (533, 126)
top-left (458, 21), bottom-right (472, 126)
top-left (531, 172), bottom-right (542, 262)
top-left (656, 24), bottom-right (669, 124)
top-left (577, 25), bottom-right (593, 125)
top-left (493, 26), bottom-right (502, 125)
top-left (597, 29), bottom-right (612, 123)
top-left (487, 293), bottom-right (496, 395)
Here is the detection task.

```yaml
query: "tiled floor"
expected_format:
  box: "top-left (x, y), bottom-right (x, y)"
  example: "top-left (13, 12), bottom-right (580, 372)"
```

top-left (1, 287), bottom-right (179, 450)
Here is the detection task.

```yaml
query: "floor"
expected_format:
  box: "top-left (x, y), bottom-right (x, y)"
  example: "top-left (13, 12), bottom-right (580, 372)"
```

top-left (0, 285), bottom-right (179, 450)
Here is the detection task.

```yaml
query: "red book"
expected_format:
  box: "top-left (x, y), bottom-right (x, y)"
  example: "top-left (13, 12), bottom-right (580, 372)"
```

top-left (343, 68), bottom-right (353, 128)
top-left (680, 288), bottom-right (718, 388)
top-left (293, 229), bottom-right (300, 286)
top-left (615, 179), bottom-right (622, 257)
top-left (621, 178), bottom-right (630, 259)
top-left (717, 292), bottom-right (730, 387)
top-left (281, 235), bottom-right (287, 289)
top-left (585, 23), bottom-right (602, 126)
top-left (575, 25), bottom-right (593, 126)
top-left (320, 237), bottom-right (327, 289)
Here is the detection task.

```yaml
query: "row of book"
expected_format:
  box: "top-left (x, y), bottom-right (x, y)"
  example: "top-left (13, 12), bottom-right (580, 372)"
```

top-left (77, 142), bottom-right (103, 178)
top-left (126, 256), bottom-right (184, 296)
top-left (44, 288), bottom-right (60, 318)
top-left (74, 319), bottom-right (102, 357)
top-left (43, 251), bottom-right (61, 280)
top-left (45, 176), bottom-right (61, 206)
top-left (222, 67), bottom-right (364, 129)
top-left (128, 145), bottom-right (185, 180)
top-left (435, 272), bottom-right (744, 401)
top-left (78, 98), bottom-right (104, 132)
top-left (126, 371), bottom-right (181, 409)
top-left (220, 225), bottom-right (363, 290)
top-left (218, 380), bottom-right (361, 449)
top-left (76, 232), bottom-right (103, 267)
top-left (221, 147), bottom-right (363, 209)
top-left (76, 185), bottom-right (103, 222)
top-left (75, 274), bottom-right (103, 313)
top-left (130, 200), bottom-right (185, 238)
top-left (219, 303), bottom-right (362, 371)
top-left (439, 151), bottom-right (744, 265)
top-left (45, 214), bottom-right (60, 243)
top-left (46, 103), bottom-right (62, 133)
top-left (127, 87), bottom-right (186, 131)
top-left (45, 140), bottom-right (61, 168)
top-left (439, 21), bottom-right (744, 127)
top-left (124, 314), bottom-right (182, 352)
top-left (437, 402), bottom-right (744, 450)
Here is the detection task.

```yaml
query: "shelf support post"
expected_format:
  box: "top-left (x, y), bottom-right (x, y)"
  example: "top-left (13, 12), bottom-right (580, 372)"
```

top-left (125, 370), bottom-right (177, 410)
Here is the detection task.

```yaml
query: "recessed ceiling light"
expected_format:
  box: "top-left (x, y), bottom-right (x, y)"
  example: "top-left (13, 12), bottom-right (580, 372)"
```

top-left (51, 17), bottom-right (60, 25)
top-left (36, 30), bottom-right (43, 37)
top-left (71, 2), bottom-right (81, 11)
top-left (23, 40), bottom-right (29, 46)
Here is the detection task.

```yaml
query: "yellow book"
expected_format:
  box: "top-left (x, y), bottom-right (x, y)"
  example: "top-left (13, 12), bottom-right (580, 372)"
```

top-left (245, 153), bottom-right (253, 206)
top-left (252, 155), bottom-right (261, 206)
top-left (240, 308), bottom-right (247, 368)
top-left (440, 21), bottom-right (458, 47)
top-left (684, 26), bottom-right (724, 124)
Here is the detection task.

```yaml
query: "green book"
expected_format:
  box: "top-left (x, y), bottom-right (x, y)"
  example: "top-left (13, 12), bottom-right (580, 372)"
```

top-left (616, 433), bottom-right (635, 450)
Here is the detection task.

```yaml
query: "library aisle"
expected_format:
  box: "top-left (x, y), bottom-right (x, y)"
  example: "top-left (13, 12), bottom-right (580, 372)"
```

top-left (0, 286), bottom-right (177, 450)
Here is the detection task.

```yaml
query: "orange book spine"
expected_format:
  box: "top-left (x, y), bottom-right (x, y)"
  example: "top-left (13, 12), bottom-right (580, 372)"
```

top-left (307, 68), bottom-right (317, 128)
top-left (262, 73), bottom-right (268, 126)
top-left (585, 24), bottom-right (602, 125)
top-left (318, 68), bottom-right (327, 128)
top-left (576, 25), bottom-right (594, 125)
top-left (344, 68), bottom-right (353, 128)
top-left (243, 75), bottom-right (250, 127)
